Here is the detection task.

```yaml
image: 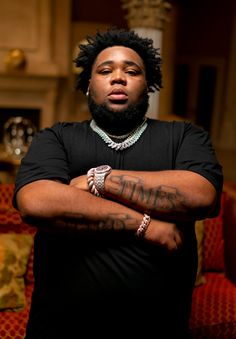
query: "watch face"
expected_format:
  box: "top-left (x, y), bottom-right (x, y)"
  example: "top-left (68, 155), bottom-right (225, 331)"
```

top-left (95, 165), bottom-right (111, 174)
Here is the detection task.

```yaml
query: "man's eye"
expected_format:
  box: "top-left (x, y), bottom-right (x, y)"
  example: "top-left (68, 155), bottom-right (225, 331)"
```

top-left (126, 69), bottom-right (139, 76)
top-left (99, 69), bottom-right (111, 74)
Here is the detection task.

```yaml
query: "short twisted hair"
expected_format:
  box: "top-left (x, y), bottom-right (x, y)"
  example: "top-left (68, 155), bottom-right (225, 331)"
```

top-left (74, 28), bottom-right (162, 94)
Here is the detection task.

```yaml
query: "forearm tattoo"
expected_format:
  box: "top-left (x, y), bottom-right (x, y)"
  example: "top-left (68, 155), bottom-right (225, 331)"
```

top-left (53, 212), bottom-right (137, 233)
top-left (98, 213), bottom-right (137, 231)
top-left (107, 174), bottom-right (186, 213)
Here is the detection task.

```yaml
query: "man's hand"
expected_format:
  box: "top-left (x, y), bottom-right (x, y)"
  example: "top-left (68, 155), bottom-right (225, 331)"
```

top-left (70, 175), bottom-right (88, 191)
top-left (144, 219), bottom-right (183, 251)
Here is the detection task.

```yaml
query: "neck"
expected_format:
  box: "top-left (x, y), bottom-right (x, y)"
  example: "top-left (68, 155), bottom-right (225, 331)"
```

top-left (93, 117), bottom-right (147, 139)
top-left (106, 117), bottom-right (147, 138)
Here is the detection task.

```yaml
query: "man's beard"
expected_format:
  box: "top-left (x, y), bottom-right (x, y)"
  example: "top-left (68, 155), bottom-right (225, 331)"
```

top-left (88, 93), bottom-right (149, 135)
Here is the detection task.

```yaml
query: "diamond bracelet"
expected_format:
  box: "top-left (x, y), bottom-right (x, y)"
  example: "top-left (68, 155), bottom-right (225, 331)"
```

top-left (136, 214), bottom-right (151, 237)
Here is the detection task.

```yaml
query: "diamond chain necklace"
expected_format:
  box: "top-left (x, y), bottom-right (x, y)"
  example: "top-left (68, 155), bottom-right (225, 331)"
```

top-left (90, 118), bottom-right (148, 151)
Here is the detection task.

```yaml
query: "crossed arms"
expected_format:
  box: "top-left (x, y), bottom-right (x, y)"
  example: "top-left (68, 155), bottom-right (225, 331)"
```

top-left (16, 169), bottom-right (217, 251)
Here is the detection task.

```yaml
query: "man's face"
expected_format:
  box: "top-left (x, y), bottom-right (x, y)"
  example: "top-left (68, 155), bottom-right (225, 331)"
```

top-left (89, 46), bottom-right (147, 112)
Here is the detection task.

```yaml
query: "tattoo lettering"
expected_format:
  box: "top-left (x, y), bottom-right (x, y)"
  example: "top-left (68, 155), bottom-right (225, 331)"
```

top-left (152, 185), bottom-right (185, 211)
top-left (26, 208), bottom-right (138, 234)
top-left (98, 213), bottom-right (137, 231)
top-left (53, 213), bottom-right (137, 233)
top-left (108, 174), bottom-right (186, 212)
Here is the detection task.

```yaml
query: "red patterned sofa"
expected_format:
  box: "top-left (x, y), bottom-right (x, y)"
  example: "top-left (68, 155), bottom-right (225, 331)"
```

top-left (0, 182), bottom-right (236, 338)
top-left (190, 182), bottom-right (236, 338)
top-left (0, 184), bottom-right (35, 339)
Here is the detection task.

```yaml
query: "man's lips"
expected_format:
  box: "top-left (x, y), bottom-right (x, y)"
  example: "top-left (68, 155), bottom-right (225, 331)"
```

top-left (108, 89), bottom-right (128, 101)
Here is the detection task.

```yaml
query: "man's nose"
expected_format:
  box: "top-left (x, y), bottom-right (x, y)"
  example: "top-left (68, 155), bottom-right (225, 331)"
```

top-left (110, 70), bottom-right (126, 85)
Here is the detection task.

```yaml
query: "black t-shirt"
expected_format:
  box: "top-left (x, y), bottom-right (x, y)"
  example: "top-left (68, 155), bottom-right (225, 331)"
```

top-left (14, 118), bottom-right (223, 338)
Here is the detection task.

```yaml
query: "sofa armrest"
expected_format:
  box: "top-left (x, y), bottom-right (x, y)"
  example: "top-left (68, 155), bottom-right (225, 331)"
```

top-left (223, 182), bottom-right (236, 284)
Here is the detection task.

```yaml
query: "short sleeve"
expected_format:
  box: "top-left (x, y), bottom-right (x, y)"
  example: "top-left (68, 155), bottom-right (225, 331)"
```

top-left (175, 122), bottom-right (223, 193)
top-left (174, 122), bottom-right (223, 216)
top-left (14, 123), bottom-right (70, 203)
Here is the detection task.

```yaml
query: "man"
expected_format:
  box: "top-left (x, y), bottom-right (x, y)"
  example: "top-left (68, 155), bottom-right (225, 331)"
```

top-left (14, 28), bottom-right (223, 338)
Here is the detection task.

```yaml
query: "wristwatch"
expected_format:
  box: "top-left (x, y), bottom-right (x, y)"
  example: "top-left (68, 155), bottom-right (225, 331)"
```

top-left (94, 165), bottom-right (112, 195)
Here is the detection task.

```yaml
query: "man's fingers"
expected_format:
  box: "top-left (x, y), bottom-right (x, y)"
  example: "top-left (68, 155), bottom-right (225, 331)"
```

top-left (174, 230), bottom-right (183, 248)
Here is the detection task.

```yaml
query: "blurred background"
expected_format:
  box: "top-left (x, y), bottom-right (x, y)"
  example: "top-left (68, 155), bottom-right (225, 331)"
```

top-left (0, 0), bottom-right (235, 183)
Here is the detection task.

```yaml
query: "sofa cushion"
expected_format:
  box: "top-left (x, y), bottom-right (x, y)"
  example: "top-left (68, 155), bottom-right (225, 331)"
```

top-left (0, 220), bottom-right (35, 286)
top-left (0, 284), bottom-right (33, 338)
top-left (203, 192), bottom-right (225, 273)
top-left (0, 184), bottom-right (36, 286)
top-left (0, 233), bottom-right (33, 311)
top-left (190, 272), bottom-right (236, 338)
